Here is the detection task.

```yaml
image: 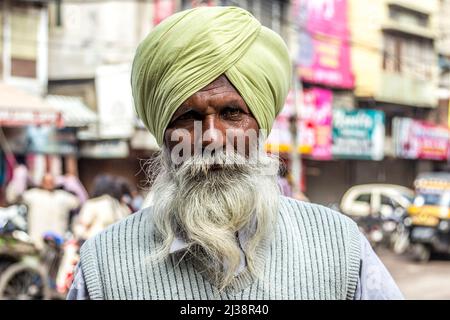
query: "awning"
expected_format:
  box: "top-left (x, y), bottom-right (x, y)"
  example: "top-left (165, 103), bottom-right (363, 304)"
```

top-left (79, 140), bottom-right (129, 159)
top-left (45, 95), bottom-right (98, 128)
top-left (0, 83), bottom-right (62, 127)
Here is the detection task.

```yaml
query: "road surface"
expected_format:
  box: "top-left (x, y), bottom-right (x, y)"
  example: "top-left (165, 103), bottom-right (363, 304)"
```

top-left (378, 249), bottom-right (450, 300)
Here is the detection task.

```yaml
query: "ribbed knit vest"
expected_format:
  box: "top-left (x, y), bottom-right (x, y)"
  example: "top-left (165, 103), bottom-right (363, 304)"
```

top-left (79, 196), bottom-right (361, 300)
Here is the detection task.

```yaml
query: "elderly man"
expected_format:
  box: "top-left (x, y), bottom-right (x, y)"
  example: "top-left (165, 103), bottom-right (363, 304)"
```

top-left (68, 6), bottom-right (403, 300)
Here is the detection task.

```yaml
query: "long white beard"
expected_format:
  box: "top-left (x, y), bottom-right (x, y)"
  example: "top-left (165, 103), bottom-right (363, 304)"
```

top-left (148, 147), bottom-right (281, 290)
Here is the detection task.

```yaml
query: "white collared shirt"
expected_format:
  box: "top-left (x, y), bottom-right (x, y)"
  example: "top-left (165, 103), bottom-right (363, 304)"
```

top-left (169, 232), bottom-right (248, 275)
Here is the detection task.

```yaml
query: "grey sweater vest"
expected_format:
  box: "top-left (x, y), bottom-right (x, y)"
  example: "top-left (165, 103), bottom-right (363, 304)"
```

top-left (79, 196), bottom-right (361, 300)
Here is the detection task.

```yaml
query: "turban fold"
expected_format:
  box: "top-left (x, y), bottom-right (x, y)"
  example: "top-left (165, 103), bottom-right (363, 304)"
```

top-left (131, 6), bottom-right (292, 146)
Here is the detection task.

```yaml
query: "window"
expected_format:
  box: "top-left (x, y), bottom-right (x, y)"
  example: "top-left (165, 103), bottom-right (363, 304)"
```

top-left (383, 32), bottom-right (434, 81)
top-left (383, 33), bottom-right (401, 73)
top-left (213, 0), bottom-right (287, 37)
top-left (389, 4), bottom-right (429, 28)
top-left (181, 0), bottom-right (215, 10)
top-left (48, 0), bottom-right (63, 28)
top-left (355, 193), bottom-right (371, 204)
top-left (10, 2), bottom-right (39, 78)
top-left (381, 195), bottom-right (399, 208)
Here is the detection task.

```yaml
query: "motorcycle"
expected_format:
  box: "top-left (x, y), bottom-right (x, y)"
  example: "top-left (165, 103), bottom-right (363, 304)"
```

top-left (354, 212), bottom-right (405, 250)
top-left (0, 204), bottom-right (80, 299)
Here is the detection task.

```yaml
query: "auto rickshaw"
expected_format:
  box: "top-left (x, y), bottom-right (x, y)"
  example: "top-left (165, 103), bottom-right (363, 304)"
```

top-left (405, 173), bottom-right (450, 262)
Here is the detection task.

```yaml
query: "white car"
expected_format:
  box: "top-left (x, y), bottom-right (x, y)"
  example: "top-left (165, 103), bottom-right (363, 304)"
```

top-left (340, 184), bottom-right (414, 219)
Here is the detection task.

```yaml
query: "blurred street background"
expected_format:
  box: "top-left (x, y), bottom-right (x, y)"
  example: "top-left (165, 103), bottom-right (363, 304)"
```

top-left (0, 0), bottom-right (450, 300)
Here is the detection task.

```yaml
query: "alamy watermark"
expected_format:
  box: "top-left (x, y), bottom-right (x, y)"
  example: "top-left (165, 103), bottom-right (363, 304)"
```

top-left (167, 121), bottom-right (285, 176)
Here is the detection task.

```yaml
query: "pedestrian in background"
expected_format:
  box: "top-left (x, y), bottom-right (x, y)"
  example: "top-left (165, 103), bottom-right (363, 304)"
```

top-left (7, 172), bottom-right (80, 249)
top-left (72, 175), bottom-right (131, 242)
top-left (55, 173), bottom-right (88, 205)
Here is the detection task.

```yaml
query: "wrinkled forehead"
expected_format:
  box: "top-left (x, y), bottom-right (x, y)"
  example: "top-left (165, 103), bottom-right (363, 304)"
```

top-left (198, 75), bottom-right (237, 92)
top-left (170, 74), bottom-right (252, 120)
top-left (179, 75), bottom-right (244, 107)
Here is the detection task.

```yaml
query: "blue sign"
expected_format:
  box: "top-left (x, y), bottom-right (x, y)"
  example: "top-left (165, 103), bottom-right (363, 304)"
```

top-left (332, 109), bottom-right (385, 160)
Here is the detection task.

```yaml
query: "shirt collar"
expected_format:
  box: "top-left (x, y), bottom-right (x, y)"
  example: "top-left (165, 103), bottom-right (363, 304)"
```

top-left (169, 229), bottom-right (250, 275)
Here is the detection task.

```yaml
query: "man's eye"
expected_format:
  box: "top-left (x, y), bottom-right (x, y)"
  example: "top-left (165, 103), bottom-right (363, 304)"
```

top-left (222, 107), bottom-right (242, 119)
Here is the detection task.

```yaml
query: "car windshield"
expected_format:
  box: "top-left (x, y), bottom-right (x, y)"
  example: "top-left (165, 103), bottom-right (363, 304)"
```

top-left (414, 192), bottom-right (450, 207)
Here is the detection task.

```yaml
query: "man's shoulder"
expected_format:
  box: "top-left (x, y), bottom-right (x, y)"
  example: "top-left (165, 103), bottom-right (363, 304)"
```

top-left (279, 196), bottom-right (358, 230)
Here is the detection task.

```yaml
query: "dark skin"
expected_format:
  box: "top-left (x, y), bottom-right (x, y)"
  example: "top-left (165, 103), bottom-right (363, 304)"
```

top-left (164, 75), bottom-right (260, 158)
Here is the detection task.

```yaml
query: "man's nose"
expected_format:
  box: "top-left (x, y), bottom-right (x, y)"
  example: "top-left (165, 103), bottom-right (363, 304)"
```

top-left (201, 115), bottom-right (225, 149)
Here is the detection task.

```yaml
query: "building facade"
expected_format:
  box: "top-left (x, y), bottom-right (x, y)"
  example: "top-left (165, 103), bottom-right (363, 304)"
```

top-left (47, 0), bottom-right (158, 193)
top-left (335, 0), bottom-right (445, 205)
top-left (1, 0), bottom-right (48, 95)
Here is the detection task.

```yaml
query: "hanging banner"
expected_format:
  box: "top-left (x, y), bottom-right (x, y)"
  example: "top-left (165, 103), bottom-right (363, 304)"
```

top-left (393, 117), bottom-right (450, 161)
top-left (332, 109), bottom-right (385, 160)
top-left (292, 0), bottom-right (354, 89)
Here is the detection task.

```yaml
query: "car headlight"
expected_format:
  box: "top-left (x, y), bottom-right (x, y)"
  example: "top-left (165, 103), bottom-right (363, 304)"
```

top-left (438, 220), bottom-right (450, 232)
top-left (403, 217), bottom-right (412, 227)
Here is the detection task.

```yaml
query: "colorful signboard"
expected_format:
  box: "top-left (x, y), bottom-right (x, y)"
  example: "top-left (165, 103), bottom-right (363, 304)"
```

top-left (265, 90), bottom-right (295, 153)
top-left (297, 88), bottom-right (333, 160)
top-left (266, 87), bottom-right (333, 160)
top-left (393, 117), bottom-right (450, 161)
top-left (292, 0), bottom-right (354, 89)
top-left (332, 109), bottom-right (385, 160)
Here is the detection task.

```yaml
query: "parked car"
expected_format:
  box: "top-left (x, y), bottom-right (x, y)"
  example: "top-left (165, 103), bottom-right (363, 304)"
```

top-left (340, 184), bottom-right (414, 249)
top-left (340, 184), bottom-right (414, 219)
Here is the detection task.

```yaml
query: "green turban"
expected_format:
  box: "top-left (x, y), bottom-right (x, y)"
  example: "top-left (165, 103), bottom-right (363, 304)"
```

top-left (131, 6), bottom-right (292, 146)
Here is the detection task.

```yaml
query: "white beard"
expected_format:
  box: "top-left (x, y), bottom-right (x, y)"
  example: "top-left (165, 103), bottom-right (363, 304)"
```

top-left (148, 146), bottom-right (281, 290)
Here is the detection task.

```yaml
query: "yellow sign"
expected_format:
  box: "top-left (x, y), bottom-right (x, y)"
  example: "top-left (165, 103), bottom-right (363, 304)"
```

top-left (408, 205), bottom-right (450, 227)
top-left (411, 214), bottom-right (440, 227)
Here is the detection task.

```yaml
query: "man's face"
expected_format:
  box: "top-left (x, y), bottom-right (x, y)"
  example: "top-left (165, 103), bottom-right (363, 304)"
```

top-left (41, 174), bottom-right (55, 191)
top-left (164, 75), bottom-right (259, 159)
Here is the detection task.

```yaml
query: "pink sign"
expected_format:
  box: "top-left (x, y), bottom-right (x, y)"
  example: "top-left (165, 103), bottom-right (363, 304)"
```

top-left (153, 0), bottom-right (176, 26)
top-left (293, 0), bottom-right (354, 89)
top-left (394, 118), bottom-right (450, 161)
top-left (298, 88), bottom-right (333, 160)
top-left (266, 88), bottom-right (333, 160)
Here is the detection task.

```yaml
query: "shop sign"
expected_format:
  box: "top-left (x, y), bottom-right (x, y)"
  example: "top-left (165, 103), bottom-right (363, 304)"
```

top-left (393, 117), bottom-right (450, 161)
top-left (332, 109), bottom-right (385, 160)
